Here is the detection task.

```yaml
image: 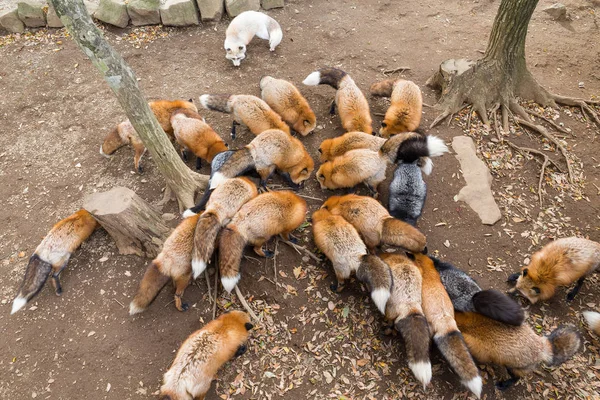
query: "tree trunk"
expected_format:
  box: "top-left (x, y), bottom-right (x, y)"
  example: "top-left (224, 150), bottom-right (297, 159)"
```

top-left (50, 0), bottom-right (208, 210)
top-left (83, 187), bottom-right (171, 258)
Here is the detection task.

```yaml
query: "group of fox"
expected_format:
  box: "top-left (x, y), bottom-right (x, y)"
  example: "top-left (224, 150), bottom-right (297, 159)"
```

top-left (10, 65), bottom-right (600, 399)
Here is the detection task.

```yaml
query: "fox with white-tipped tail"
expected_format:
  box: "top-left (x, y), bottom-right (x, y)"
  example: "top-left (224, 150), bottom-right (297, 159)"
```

top-left (11, 210), bottom-right (99, 315)
top-left (224, 11), bottom-right (283, 66)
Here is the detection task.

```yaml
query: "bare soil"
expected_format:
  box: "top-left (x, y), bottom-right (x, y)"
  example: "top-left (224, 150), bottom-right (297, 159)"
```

top-left (1, 0), bottom-right (600, 399)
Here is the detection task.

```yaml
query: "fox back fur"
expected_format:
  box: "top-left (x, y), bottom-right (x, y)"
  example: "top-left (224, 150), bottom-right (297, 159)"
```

top-left (370, 79), bottom-right (423, 137)
top-left (224, 11), bottom-right (283, 66)
top-left (12, 210), bottom-right (99, 314)
top-left (260, 76), bottom-right (316, 136)
top-left (318, 131), bottom-right (386, 162)
top-left (160, 310), bottom-right (253, 400)
top-left (388, 162), bottom-right (427, 226)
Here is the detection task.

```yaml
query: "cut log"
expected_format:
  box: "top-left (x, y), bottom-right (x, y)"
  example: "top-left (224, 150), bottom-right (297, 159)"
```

top-left (83, 187), bottom-right (171, 258)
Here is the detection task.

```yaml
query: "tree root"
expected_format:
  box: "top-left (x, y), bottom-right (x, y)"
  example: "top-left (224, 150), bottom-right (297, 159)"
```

top-left (234, 285), bottom-right (259, 322)
top-left (281, 240), bottom-right (321, 263)
top-left (525, 109), bottom-right (571, 134)
top-left (551, 94), bottom-right (600, 139)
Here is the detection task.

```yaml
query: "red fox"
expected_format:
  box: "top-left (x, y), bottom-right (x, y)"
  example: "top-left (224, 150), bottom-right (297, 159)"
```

top-left (199, 94), bottom-right (290, 139)
top-left (370, 79), bottom-right (423, 137)
top-left (100, 99), bottom-right (197, 172)
top-left (316, 149), bottom-right (388, 196)
top-left (219, 191), bottom-right (307, 292)
top-left (455, 312), bottom-right (582, 390)
top-left (321, 194), bottom-right (426, 253)
top-left (170, 108), bottom-right (228, 170)
top-left (159, 310), bottom-right (253, 400)
top-left (260, 76), bottom-right (317, 136)
top-left (208, 129), bottom-right (314, 191)
top-left (311, 208), bottom-right (392, 313)
top-left (190, 177), bottom-right (258, 279)
top-left (379, 253), bottom-right (431, 388)
top-left (224, 10), bottom-right (282, 66)
top-left (411, 253), bottom-right (482, 398)
top-left (318, 131), bottom-right (386, 162)
top-left (507, 237), bottom-right (600, 303)
top-left (583, 311), bottom-right (600, 336)
top-left (303, 67), bottom-right (373, 134)
top-left (130, 214), bottom-right (201, 314)
top-left (11, 210), bottom-right (99, 314)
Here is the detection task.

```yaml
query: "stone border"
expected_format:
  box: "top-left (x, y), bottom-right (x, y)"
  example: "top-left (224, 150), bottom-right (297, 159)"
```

top-left (0, 0), bottom-right (284, 34)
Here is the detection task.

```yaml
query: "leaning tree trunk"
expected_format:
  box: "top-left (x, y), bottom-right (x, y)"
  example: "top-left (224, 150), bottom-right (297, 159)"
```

top-left (50, 0), bottom-right (208, 210)
top-left (428, 0), bottom-right (600, 128)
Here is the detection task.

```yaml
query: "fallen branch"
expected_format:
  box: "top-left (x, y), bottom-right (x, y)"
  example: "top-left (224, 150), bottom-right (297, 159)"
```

top-left (297, 194), bottom-right (324, 201)
top-left (281, 240), bottom-right (321, 263)
top-left (234, 285), bottom-right (259, 322)
top-left (514, 117), bottom-right (574, 183)
top-left (383, 66), bottom-right (411, 75)
top-left (374, 112), bottom-right (386, 117)
top-left (273, 238), bottom-right (279, 284)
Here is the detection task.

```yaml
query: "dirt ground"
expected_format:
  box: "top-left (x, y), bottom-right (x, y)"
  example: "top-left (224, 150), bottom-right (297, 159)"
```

top-left (1, 0), bottom-right (600, 399)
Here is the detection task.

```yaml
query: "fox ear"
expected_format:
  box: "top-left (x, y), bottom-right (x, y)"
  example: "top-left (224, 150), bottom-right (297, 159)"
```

top-left (405, 252), bottom-right (416, 261)
top-left (303, 119), bottom-right (311, 127)
top-left (422, 246), bottom-right (428, 255)
top-left (245, 322), bottom-right (254, 331)
top-left (532, 287), bottom-right (540, 294)
top-left (188, 98), bottom-right (193, 103)
top-left (522, 268), bottom-right (528, 277)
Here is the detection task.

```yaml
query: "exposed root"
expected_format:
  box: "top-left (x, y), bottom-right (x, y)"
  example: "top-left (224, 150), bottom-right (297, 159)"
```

top-left (281, 240), bottom-right (321, 263)
top-left (466, 107), bottom-right (473, 132)
top-left (430, 110), bottom-right (451, 129)
top-left (502, 105), bottom-right (509, 132)
top-left (234, 285), bottom-right (259, 322)
top-left (514, 117), bottom-right (574, 183)
top-left (551, 94), bottom-right (600, 139)
top-left (383, 66), bottom-right (411, 75)
top-left (157, 185), bottom-right (174, 208)
top-left (204, 269), bottom-right (212, 304)
top-left (525, 109), bottom-right (570, 134)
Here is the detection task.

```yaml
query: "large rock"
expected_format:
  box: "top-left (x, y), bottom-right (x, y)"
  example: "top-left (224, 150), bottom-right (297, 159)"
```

top-left (46, 4), bottom-right (63, 28)
top-left (0, 8), bottom-right (26, 33)
top-left (160, 0), bottom-right (200, 26)
top-left (127, 0), bottom-right (161, 26)
top-left (261, 0), bottom-right (284, 10)
top-left (225, 0), bottom-right (259, 17)
top-left (17, 1), bottom-right (46, 28)
top-left (197, 0), bottom-right (224, 22)
top-left (543, 3), bottom-right (568, 21)
top-left (452, 136), bottom-right (502, 225)
top-left (94, 0), bottom-right (130, 28)
top-left (85, 0), bottom-right (99, 15)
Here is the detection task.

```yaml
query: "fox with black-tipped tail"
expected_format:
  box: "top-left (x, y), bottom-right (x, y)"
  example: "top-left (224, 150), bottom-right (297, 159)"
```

top-left (303, 67), bottom-right (373, 134)
top-left (11, 210), bottom-right (99, 315)
top-left (219, 191), bottom-right (307, 292)
top-left (159, 310), bottom-right (254, 400)
top-left (321, 194), bottom-right (426, 253)
top-left (455, 312), bottom-right (581, 390)
top-left (432, 257), bottom-right (524, 326)
top-left (311, 208), bottom-right (392, 313)
top-left (378, 253), bottom-right (432, 389)
top-left (411, 252), bottom-right (482, 398)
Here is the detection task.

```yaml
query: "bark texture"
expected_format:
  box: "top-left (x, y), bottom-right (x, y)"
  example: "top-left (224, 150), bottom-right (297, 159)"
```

top-left (83, 187), bottom-right (170, 258)
top-left (50, 0), bottom-right (208, 210)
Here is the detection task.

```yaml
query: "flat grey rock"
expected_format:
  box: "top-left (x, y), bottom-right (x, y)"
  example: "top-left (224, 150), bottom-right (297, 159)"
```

top-left (160, 0), bottom-right (200, 26)
top-left (225, 0), bottom-right (259, 17)
top-left (94, 0), bottom-right (130, 28)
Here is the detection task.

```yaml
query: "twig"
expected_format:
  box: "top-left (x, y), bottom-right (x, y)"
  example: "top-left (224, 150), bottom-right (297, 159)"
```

top-left (113, 298), bottom-right (125, 308)
top-left (212, 253), bottom-right (219, 319)
top-left (538, 156), bottom-right (549, 208)
top-left (234, 285), bottom-right (259, 322)
top-left (273, 238), bottom-right (279, 283)
top-left (383, 66), bottom-right (411, 75)
top-left (204, 269), bottom-right (212, 303)
top-left (447, 112), bottom-right (454, 126)
top-left (466, 107), bottom-right (473, 132)
top-left (514, 117), bottom-right (574, 183)
top-left (297, 194), bottom-right (324, 201)
top-left (243, 255), bottom-right (262, 264)
top-left (374, 112), bottom-right (386, 117)
top-left (525, 109), bottom-right (570, 134)
top-left (281, 240), bottom-right (321, 262)
top-left (423, 103), bottom-right (433, 108)
top-left (164, 299), bottom-right (175, 308)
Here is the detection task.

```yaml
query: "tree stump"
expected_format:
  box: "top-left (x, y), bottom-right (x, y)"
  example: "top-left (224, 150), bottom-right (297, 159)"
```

top-left (83, 187), bottom-right (171, 258)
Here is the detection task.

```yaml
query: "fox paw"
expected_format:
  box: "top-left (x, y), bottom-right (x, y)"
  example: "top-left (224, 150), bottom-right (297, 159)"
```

top-left (264, 250), bottom-right (275, 258)
top-left (330, 282), bottom-right (344, 293)
top-left (507, 272), bottom-right (520, 283)
top-left (137, 165), bottom-right (144, 174)
top-left (566, 291), bottom-right (577, 302)
top-left (178, 303), bottom-right (189, 312)
top-left (495, 380), bottom-right (516, 391)
top-left (287, 235), bottom-right (299, 244)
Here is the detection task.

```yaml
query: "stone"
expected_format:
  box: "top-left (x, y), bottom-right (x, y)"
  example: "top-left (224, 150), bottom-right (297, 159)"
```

top-left (225, 0), bottom-right (259, 17)
top-left (17, 1), bottom-right (46, 28)
top-left (127, 0), bottom-right (161, 26)
top-left (94, 0), bottom-right (130, 28)
top-left (543, 3), bottom-right (568, 21)
top-left (261, 0), bottom-right (284, 10)
top-left (46, 4), bottom-right (63, 28)
top-left (196, 0), bottom-right (224, 22)
top-left (85, 0), bottom-right (99, 16)
top-left (0, 8), bottom-right (26, 33)
top-left (160, 0), bottom-right (200, 26)
top-left (452, 136), bottom-right (502, 225)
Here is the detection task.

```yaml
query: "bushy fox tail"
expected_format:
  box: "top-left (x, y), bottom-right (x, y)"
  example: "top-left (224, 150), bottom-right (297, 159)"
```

top-left (381, 218), bottom-right (427, 253)
top-left (303, 67), bottom-right (348, 89)
top-left (219, 227), bottom-right (247, 293)
top-left (395, 313), bottom-right (432, 388)
top-left (199, 94), bottom-right (233, 113)
top-left (191, 213), bottom-right (222, 279)
top-left (11, 255), bottom-right (53, 315)
top-left (583, 311), bottom-right (600, 336)
top-left (355, 255), bottom-right (393, 314)
top-left (472, 289), bottom-right (524, 326)
top-left (546, 325), bottom-right (582, 366)
top-left (434, 331), bottom-right (482, 398)
top-left (369, 79), bottom-right (396, 97)
top-left (129, 261), bottom-right (170, 315)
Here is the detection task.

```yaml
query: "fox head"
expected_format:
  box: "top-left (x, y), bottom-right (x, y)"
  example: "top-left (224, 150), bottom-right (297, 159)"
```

top-left (316, 163), bottom-right (334, 190)
top-left (320, 195), bottom-right (342, 211)
top-left (379, 107), bottom-right (414, 138)
top-left (311, 207), bottom-right (332, 223)
top-left (224, 38), bottom-right (246, 67)
top-left (292, 113), bottom-right (317, 137)
top-left (513, 265), bottom-right (553, 304)
top-left (100, 124), bottom-right (129, 157)
top-left (288, 160), bottom-right (314, 186)
top-left (318, 138), bottom-right (333, 162)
